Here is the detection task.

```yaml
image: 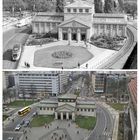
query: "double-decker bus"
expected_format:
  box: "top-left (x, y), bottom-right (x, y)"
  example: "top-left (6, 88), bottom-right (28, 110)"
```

top-left (18, 106), bottom-right (31, 116)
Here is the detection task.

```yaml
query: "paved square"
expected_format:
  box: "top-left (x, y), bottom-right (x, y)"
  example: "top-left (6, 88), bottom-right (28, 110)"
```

top-left (34, 45), bottom-right (93, 69)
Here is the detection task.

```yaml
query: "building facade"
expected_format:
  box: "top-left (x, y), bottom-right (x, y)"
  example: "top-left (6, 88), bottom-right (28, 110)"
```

top-left (37, 94), bottom-right (96, 121)
top-left (92, 72), bottom-right (106, 93)
top-left (16, 71), bottom-right (69, 97)
top-left (32, 0), bottom-right (127, 41)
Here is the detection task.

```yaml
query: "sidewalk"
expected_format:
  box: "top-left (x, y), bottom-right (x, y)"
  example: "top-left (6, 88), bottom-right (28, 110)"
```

top-left (17, 40), bottom-right (116, 69)
top-left (22, 120), bottom-right (89, 140)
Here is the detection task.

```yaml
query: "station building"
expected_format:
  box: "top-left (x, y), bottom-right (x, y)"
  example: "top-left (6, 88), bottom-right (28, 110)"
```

top-left (37, 94), bottom-right (96, 121)
top-left (32, 0), bottom-right (127, 42)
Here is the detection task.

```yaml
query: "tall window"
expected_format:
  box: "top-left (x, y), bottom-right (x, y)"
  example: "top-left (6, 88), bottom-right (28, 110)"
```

top-left (67, 8), bottom-right (71, 13)
top-left (79, 9), bottom-right (83, 13)
top-left (85, 9), bottom-right (89, 13)
top-left (119, 25), bottom-right (123, 30)
top-left (73, 9), bottom-right (77, 13)
top-left (113, 25), bottom-right (117, 30)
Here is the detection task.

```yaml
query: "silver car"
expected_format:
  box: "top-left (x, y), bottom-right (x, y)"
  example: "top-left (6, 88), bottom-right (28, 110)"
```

top-left (15, 124), bottom-right (21, 131)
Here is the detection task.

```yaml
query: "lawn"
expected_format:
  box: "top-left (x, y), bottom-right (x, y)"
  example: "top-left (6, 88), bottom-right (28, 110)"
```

top-left (108, 103), bottom-right (127, 111)
top-left (75, 116), bottom-right (96, 130)
top-left (8, 100), bottom-right (36, 107)
top-left (31, 115), bottom-right (54, 127)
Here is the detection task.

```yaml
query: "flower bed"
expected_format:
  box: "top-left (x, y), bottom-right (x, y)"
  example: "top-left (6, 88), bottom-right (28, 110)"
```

top-left (90, 35), bottom-right (127, 51)
top-left (26, 33), bottom-right (58, 46)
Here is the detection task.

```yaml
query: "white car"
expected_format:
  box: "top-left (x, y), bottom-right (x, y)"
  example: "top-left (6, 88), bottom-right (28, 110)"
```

top-left (8, 137), bottom-right (14, 140)
top-left (12, 44), bottom-right (22, 61)
top-left (15, 124), bottom-right (21, 131)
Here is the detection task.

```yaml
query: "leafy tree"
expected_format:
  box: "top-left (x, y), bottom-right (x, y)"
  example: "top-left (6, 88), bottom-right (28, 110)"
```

top-left (123, 3), bottom-right (137, 19)
top-left (56, 0), bottom-right (64, 12)
top-left (104, 0), bottom-right (114, 13)
top-left (94, 0), bottom-right (103, 13)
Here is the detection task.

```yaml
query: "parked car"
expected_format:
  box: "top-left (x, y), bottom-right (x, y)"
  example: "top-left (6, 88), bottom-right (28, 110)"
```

top-left (15, 124), bottom-right (21, 131)
top-left (12, 44), bottom-right (22, 61)
top-left (7, 137), bottom-right (14, 140)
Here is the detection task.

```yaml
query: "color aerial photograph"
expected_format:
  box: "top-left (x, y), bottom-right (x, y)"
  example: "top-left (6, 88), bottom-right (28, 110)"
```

top-left (3, 71), bottom-right (137, 140)
top-left (3, 0), bottom-right (137, 70)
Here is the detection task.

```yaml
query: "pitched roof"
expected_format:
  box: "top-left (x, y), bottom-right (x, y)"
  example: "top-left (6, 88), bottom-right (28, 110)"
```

top-left (65, 0), bottom-right (92, 8)
top-left (93, 13), bottom-right (126, 18)
top-left (58, 16), bottom-right (90, 28)
top-left (58, 93), bottom-right (77, 99)
top-left (56, 104), bottom-right (75, 112)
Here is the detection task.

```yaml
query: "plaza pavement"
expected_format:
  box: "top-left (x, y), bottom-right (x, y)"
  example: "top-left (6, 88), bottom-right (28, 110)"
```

top-left (22, 120), bottom-right (90, 140)
top-left (17, 40), bottom-right (116, 69)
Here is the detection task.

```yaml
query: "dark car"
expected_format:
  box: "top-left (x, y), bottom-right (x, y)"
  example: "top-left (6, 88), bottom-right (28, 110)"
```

top-left (20, 120), bottom-right (25, 125)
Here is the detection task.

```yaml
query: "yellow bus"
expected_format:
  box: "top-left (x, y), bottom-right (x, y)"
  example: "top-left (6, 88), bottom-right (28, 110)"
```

top-left (18, 106), bottom-right (31, 116)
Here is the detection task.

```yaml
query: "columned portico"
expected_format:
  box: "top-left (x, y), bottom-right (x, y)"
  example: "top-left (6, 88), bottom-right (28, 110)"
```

top-left (61, 112), bottom-right (63, 120)
top-left (66, 112), bottom-right (69, 120)
top-left (68, 28), bottom-right (72, 41)
top-left (58, 18), bottom-right (90, 42)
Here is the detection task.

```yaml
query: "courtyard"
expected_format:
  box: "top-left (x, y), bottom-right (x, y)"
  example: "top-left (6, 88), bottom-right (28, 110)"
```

top-left (18, 40), bottom-right (116, 69)
top-left (34, 45), bottom-right (93, 69)
top-left (23, 120), bottom-right (91, 140)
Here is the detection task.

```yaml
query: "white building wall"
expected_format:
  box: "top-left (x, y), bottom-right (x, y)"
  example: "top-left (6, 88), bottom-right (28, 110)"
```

top-left (77, 109), bottom-right (96, 117)
top-left (38, 107), bottom-right (55, 115)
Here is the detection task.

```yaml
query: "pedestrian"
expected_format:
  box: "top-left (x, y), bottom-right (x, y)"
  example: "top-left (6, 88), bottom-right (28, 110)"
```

top-left (25, 136), bottom-right (28, 140)
top-left (27, 63), bottom-right (30, 68)
top-left (48, 125), bottom-right (49, 129)
top-left (86, 63), bottom-right (88, 68)
top-left (78, 62), bottom-right (80, 68)
top-left (61, 66), bottom-right (63, 70)
top-left (45, 123), bottom-right (46, 128)
top-left (77, 130), bottom-right (79, 134)
top-left (24, 62), bottom-right (27, 67)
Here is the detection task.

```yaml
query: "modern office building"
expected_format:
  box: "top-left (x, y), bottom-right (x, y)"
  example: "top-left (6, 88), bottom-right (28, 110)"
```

top-left (37, 94), bottom-right (96, 121)
top-left (92, 72), bottom-right (106, 93)
top-left (15, 71), bottom-right (69, 97)
top-left (32, 0), bottom-right (127, 40)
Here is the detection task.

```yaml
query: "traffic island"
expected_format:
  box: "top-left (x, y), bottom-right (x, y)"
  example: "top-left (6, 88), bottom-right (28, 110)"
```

top-left (75, 116), bottom-right (96, 130)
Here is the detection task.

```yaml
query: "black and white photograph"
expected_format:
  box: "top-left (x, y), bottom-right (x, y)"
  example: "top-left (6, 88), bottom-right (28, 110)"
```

top-left (3, 0), bottom-right (137, 70)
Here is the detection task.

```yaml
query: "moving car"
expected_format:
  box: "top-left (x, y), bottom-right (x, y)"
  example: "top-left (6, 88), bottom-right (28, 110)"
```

top-left (12, 44), bottom-right (22, 61)
top-left (15, 124), bottom-right (21, 131)
top-left (23, 120), bottom-right (30, 127)
top-left (20, 120), bottom-right (25, 125)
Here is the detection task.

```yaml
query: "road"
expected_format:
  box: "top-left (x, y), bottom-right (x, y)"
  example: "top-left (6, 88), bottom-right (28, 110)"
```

top-left (87, 102), bottom-right (113, 140)
top-left (99, 25), bottom-right (137, 69)
top-left (3, 26), bottom-right (30, 69)
top-left (3, 106), bottom-right (37, 140)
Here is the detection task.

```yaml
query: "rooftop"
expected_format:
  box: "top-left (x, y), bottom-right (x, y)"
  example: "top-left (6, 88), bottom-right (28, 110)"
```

top-left (58, 94), bottom-right (77, 99)
top-left (128, 77), bottom-right (137, 111)
top-left (93, 13), bottom-right (126, 18)
top-left (65, 0), bottom-right (92, 8)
